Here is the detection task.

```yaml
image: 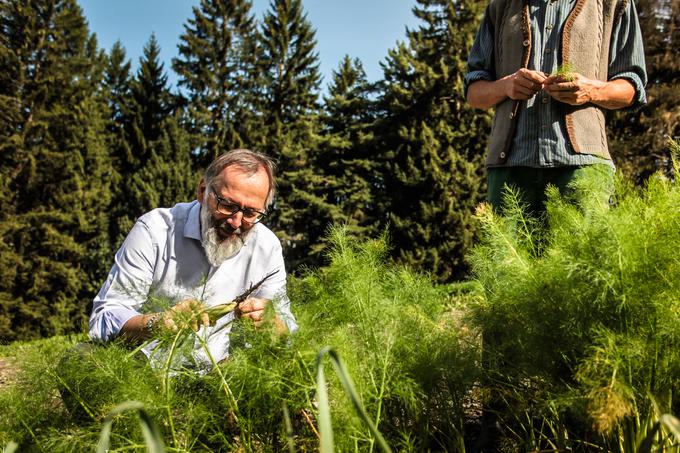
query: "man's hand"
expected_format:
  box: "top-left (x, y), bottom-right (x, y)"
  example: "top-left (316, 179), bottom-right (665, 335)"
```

top-left (235, 297), bottom-right (269, 327)
top-left (544, 72), bottom-right (602, 105)
top-left (467, 68), bottom-right (546, 109)
top-left (544, 73), bottom-right (635, 109)
top-left (503, 68), bottom-right (546, 101)
top-left (160, 298), bottom-right (210, 333)
top-left (236, 297), bottom-right (289, 335)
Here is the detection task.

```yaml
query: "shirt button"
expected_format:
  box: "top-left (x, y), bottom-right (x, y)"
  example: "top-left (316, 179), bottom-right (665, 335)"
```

top-left (546, 24), bottom-right (553, 30)
top-left (545, 47), bottom-right (552, 53)
top-left (542, 96), bottom-right (549, 104)
top-left (523, 39), bottom-right (530, 47)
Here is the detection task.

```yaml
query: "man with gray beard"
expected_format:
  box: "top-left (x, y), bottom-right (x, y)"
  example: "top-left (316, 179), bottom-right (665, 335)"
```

top-left (89, 149), bottom-right (296, 370)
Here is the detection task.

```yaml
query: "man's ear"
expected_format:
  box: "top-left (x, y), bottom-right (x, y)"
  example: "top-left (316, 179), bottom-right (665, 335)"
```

top-left (197, 178), bottom-right (206, 205)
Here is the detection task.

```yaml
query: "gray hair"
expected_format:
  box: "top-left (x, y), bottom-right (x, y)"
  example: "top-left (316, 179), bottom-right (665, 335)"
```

top-left (204, 149), bottom-right (277, 209)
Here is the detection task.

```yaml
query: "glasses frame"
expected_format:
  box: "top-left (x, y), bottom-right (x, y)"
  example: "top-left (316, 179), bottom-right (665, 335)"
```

top-left (210, 186), bottom-right (267, 224)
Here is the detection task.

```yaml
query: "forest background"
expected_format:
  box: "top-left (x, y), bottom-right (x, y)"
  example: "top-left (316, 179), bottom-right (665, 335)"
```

top-left (0, 0), bottom-right (678, 343)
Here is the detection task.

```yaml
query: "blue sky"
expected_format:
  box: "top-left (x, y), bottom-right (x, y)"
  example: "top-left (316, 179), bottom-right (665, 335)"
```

top-left (79, 0), bottom-right (421, 91)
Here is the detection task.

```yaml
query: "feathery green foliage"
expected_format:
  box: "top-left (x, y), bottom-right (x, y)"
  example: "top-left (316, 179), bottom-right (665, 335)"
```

top-left (0, 228), bottom-right (479, 451)
top-left (552, 63), bottom-right (577, 81)
top-left (469, 157), bottom-right (680, 449)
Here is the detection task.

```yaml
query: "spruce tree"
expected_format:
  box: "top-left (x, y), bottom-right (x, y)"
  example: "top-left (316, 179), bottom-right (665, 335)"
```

top-left (172, 0), bottom-right (259, 166)
top-left (129, 116), bottom-right (198, 212)
top-left (104, 41), bottom-right (133, 138)
top-left (375, 0), bottom-right (489, 281)
top-left (257, 0), bottom-right (327, 269)
top-left (116, 35), bottom-right (197, 238)
top-left (609, 0), bottom-right (679, 183)
top-left (129, 33), bottom-right (173, 156)
top-left (102, 41), bottom-right (135, 244)
top-left (317, 56), bottom-right (381, 245)
top-left (0, 0), bottom-right (113, 340)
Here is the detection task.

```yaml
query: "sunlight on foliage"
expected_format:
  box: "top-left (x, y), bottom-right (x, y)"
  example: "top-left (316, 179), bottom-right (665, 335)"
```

top-left (469, 144), bottom-right (680, 450)
top-left (0, 227), bottom-right (479, 452)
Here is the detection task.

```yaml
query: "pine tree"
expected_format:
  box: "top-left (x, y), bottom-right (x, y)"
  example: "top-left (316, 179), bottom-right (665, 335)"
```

top-left (375, 0), bottom-right (489, 282)
top-left (115, 34), bottom-right (196, 238)
top-left (172, 0), bottom-right (259, 166)
top-left (129, 33), bottom-right (173, 157)
top-left (609, 0), bottom-right (680, 183)
top-left (317, 56), bottom-right (381, 245)
top-left (257, 0), bottom-right (327, 269)
top-left (104, 41), bottom-right (133, 138)
top-left (129, 115), bottom-right (198, 212)
top-left (0, 0), bottom-right (113, 340)
top-left (102, 41), bottom-right (135, 244)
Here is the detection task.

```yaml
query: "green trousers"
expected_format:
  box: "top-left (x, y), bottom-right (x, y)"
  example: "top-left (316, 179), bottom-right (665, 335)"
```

top-left (487, 164), bottom-right (614, 214)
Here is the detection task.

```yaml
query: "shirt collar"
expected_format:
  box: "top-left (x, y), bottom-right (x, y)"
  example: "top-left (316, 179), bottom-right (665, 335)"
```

top-left (184, 200), bottom-right (203, 241)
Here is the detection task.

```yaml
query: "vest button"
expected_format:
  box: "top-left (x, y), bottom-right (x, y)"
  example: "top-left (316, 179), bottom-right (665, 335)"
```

top-left (523, 39), bottom-right (530, 47)
top-left (500, 152), bottom-right (506, 159)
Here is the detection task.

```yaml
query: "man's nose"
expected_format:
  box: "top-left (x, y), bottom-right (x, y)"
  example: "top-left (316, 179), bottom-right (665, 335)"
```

top-left (226, 210), bottom-right (243, 229)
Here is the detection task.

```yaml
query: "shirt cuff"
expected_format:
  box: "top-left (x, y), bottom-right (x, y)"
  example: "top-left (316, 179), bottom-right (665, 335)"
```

top-left (610, 71), bottom-right (647, 110)
top-left (89, 306), bottom-right (140, 342)
top-left (464, 70), bottom-right (493, 98)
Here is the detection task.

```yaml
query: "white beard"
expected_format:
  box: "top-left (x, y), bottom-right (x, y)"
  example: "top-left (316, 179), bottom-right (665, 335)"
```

top-left (200, 204), bottom-right (248, 267)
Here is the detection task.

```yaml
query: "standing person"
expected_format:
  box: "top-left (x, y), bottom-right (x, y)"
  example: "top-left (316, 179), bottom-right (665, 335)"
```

top-left (465, 0), bottom-right (647, 213)
top-left (89, 149), bottom-right (297, 370)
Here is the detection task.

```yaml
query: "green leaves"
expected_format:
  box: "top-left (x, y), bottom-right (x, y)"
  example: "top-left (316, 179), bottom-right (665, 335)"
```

top-left (470, 161), bottom-right (680, 446)
top-left (96, 401), bottom-right (165, 453)
top-left (315, 347), bottom-right (392, 453)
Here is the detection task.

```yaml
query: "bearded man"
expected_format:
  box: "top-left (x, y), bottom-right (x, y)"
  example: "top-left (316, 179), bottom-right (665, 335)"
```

top-left (89, 149), bottom-right (296, 369)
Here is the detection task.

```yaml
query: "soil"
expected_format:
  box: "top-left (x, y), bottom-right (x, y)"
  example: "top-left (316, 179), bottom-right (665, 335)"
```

top-left (0, 357), bottom-right (18, 388)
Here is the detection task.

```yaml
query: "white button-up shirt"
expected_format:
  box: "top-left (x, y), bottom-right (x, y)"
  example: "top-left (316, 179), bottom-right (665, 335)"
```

top-left (89, 200), bottom-right (296, 368)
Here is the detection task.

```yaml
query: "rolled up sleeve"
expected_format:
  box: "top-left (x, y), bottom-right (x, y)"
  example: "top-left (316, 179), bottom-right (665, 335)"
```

top-left (465, 12), bottom-right (496, 98)
top-left (608, 0), bottom-right (647, 109)
top-left (89, 221), bottom-right (156, 342)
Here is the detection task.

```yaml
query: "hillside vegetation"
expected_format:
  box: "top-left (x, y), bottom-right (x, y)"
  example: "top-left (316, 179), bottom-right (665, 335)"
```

top-left (2, 151), bottom-right (680, 451)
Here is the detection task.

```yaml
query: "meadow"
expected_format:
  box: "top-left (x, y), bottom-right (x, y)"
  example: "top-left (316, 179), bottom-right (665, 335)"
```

top-left (1, 149), bottom-right (680, 451)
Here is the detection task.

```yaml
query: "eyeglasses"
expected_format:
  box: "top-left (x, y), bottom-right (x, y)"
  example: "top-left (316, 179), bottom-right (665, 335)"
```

top-left (210, 187), bottom-right (267, 224)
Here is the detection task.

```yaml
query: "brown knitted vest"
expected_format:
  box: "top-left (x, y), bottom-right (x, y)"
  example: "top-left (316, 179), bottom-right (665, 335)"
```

top-left (485, 0), bottom-right (627, 166)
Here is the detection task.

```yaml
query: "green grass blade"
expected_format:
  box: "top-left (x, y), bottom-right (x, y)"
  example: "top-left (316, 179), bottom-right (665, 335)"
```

top-left (315, 346), bottom-right (392, 453)
top-left (96, 400), bottom-right (165, 453)
top-left (283, 402), bottom-right (297, 453)
top-left (316, 351), bottom-right (334, 453)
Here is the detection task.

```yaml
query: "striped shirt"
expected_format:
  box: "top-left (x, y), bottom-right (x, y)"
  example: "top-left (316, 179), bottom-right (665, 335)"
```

top-left (465, 0), bottom-right (647, 168)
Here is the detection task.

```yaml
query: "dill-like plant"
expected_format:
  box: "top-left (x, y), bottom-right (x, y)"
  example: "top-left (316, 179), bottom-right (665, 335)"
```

top-left (0, 227), bottom-right (480, 452)
top-left (469, 146), bottom-right (680, 449)
top-left (552, 63), bottom-right (577, 81)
